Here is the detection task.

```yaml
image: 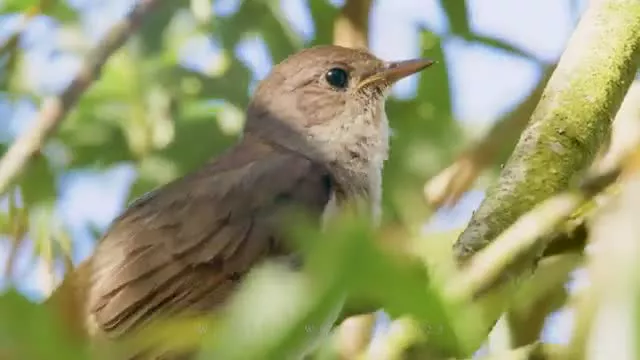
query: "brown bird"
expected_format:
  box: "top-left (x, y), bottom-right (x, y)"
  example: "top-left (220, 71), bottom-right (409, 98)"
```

top-left (47, 45), bottom-right (434, 358)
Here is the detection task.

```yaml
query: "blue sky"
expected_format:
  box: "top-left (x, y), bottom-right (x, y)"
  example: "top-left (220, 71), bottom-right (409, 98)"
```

top-left (0, 0), bottom-right (588, 344)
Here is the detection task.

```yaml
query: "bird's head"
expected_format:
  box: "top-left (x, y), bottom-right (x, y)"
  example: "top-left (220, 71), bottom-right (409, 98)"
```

top-left (245, 45), bottom-right (434, 164)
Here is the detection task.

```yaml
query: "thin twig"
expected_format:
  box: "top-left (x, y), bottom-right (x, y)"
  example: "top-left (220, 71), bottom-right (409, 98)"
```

top-left (0, 0), bottom-right (162, 197)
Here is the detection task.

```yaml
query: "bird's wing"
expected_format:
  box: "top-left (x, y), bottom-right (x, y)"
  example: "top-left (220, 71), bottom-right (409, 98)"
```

top-left (87, 137), bottom-right (333, 338)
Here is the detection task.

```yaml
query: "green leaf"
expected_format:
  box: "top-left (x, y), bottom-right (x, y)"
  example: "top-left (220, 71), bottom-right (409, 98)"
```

top-left (439, 0), bottom-right (470, 35)
top-left (0, 0), bottom-right (77, 22)
top-left (18, 153), bottom-right (56, 206)
top-left (467, 34), bottom-right (539, 61)
top-left (415, 31), bottom-right (453, 125)
top-left (261, 1), bottom-right (302, 62)
top-left (0, 289), bottom-right (89, 360)
top-left (213, 0), bottom-right (269, 50)
top-left (58, 117), bottom-right (134, 169)
top-left (0, 210), bottom-right (8, 235)
top-left (301, 215), bottom-right (467, 354)
top-left (307, 0), bottom-right (338, 46)
top-left (125, 108), bottom-right (238, 203)
top-left (381, 31), bottom-right (461, 223)
top-left (29, 204), bottom-right (59, 268)
top-left (43, 1), bottom-right (78, 22)
top-left (159, 112), bottom-right (236, 174)
top-left (126, 155), bottom-right (178, 202)
top-left (168, 64), bottom-right (252, 108)
top-left (138, 0), bottom-right (190, 55)
top-left (199, 262), bottom-right (346, 360)
top-left (0, 0), bottom-right (38, 13)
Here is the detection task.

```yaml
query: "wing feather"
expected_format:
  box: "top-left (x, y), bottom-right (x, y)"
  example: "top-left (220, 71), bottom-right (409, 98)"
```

top-left (87, 137), bottom-right (332, 338)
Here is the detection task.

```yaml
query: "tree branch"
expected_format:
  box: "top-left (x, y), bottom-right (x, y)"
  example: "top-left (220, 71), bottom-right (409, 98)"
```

top-left (541, 79), bottom-right (640, 258)
top-left (332, 0), bottom-right (373, 49)
top-left (430, 2), bottom-right (640, 351)
top-left (453, 0), bottom-right (640, 263)
top-left (446, 160), bottom-right (622, 302)
top-left (0, 0), bottom-right (163, 197)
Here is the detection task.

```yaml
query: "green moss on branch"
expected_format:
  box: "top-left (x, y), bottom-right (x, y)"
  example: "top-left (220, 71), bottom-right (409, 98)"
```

top-left (454, 0), bottom-right (640, 261)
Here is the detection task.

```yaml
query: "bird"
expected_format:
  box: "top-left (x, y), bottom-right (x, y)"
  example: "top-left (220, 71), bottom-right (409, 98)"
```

top-left (46, 45), bottom-right (434, 359)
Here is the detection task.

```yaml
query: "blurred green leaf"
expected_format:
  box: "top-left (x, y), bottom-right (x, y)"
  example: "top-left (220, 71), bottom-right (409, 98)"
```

top-left (138, 0), bottom-right (189, 55)
top-left (260, 1), bottom-right (302, 62)
top-left (0, 289), bottom-right (89, 360)
top-left (382, 31), bottom-right (461, 223)
top-left (43, 0), bottom-right (78, 22)
top-left (467, 34), bottom-right (540, 61)
top-left (323, 221), bottom-right (467, 353)
top-left (0, 0), bottom-right (38, 13)
top-left (126, 108), bottom-right (238, 202)
top-left (294, 214), bottom-right (472, 355)
top-left (0, 211), bottom-right (8, 235)
top-left (167, 64), bottom-right (252, 107)
top-left (58, 116), bottom-right (134, 168)
top-left (308, 0), bottom-right (338, 46)
top-left (30, 204), bottom-right (57, 269)
top-left (0, 35), bottom-right (20, 92)
top-left (18, 153), bottom-right (56, 206)
top-left (440, 0), bottom-right (470, 35)
top-left (414, 31), bottom-right (454, 133)
top-left (0, 0), bottom-right (77, 21)
top-left (199, 262), bottom-right (346, 360)
top-left (159, 112), bottom-right (236, 173)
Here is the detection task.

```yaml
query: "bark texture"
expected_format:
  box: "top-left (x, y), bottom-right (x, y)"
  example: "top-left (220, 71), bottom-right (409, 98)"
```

top-left (454, 0), bottom-right (640, 261)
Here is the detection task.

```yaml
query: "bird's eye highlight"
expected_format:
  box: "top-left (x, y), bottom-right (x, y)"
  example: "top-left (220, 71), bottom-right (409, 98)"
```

top-left (325, 68), bottom-right (349, 89)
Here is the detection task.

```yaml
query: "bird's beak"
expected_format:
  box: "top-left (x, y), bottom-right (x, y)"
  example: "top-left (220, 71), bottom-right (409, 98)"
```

top-left (357, 58), bottom-right (435, 90)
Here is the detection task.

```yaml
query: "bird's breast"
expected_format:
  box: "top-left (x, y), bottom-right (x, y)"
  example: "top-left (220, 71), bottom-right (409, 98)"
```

top-left (321, 162), bottom-right (384, 229)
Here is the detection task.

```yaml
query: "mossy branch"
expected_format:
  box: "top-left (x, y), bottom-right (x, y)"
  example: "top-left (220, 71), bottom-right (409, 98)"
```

top-left (453, 0), bottom-right (640, 261)
top-left (441, 0), bottom-right (640, 353)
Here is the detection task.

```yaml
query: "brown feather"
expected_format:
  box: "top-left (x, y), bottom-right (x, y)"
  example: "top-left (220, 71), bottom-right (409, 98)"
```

top-left (86, 134), bottom-right (333, 341)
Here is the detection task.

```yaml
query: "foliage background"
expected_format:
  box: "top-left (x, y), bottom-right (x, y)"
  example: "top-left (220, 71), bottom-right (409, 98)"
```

top-left (0, 0), bottom-right (610, 358)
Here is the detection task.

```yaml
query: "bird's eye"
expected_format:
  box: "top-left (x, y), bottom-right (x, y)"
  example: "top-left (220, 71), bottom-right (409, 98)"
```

top-left (325, 68), bottom-right (349, 89)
